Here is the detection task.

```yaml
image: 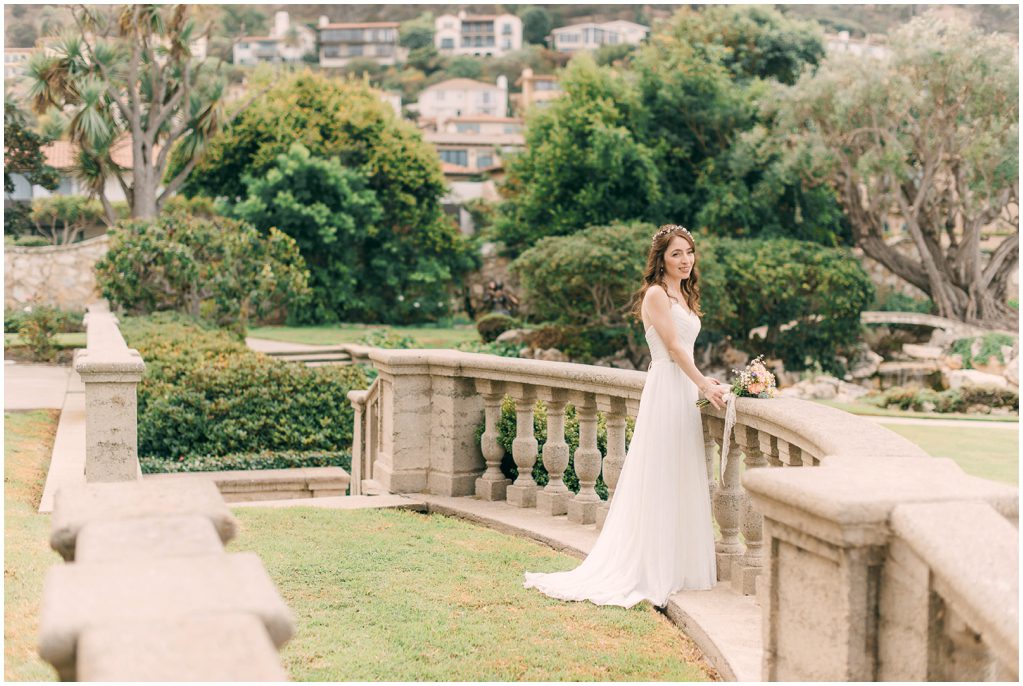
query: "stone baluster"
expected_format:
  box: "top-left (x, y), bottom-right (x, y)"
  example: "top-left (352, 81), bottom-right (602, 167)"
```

top-left (732, 424), bottom-right (767, 595)
top-left (713, 426), bottom-right (744, 581)
top-left (934, 602), bottom-right (1000, 681)
top-left (346, 390), bottom-right (367, 495)
top-left (474, 379), bottom-right (511, 501)
top-left (758, 432), bottom-right (781, 467)
top-left (506, 383), bottom-right (539, 508)
top-left (777, 440), bottom-right (804, 467)
top-left (595, 396), bottom-right (627, 530)
top-left (702, 415), bottom-right (719, 502)
top-left (567, 393), bottom-right (601, 525)
top-left (535, 388), bottom-right (571, 516)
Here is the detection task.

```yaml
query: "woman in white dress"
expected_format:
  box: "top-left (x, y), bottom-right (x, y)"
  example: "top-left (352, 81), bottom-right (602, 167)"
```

top-left (524, 224), bottom-right (728, 609)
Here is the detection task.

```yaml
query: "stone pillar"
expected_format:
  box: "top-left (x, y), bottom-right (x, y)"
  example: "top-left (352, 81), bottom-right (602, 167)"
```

top-left (732, 424), bottom-right (767, 595)
top-left (506, 383), bottom-right (538, 508)
top-left (346, 390), bottom-right (367, 496)
top-left (595, 396), bottom-right (627, 530)
top-left (743, 454), bottom-right (1018, 682)
top-left (368, 353), bottom-right (431, 493)
top-left (535, 389), bottom-right (570, 516)
top-left (567, 393), bottom-right (600, 525)
top-left (475, 379), bottom-right (510, 501)
top-left (428, 371), bottom-right (485, 496)
top-left (76, 354), bottom-right (145, 482)
top-left (712, 428), bottom-right (743, 581)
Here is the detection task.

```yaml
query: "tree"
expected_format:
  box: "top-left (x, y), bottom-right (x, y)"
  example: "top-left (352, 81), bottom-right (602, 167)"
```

top-left (3, 97), bottom-right (59, 195)
top-left (399, 13), bottom-right (435, 51)
top-left (494, 55), bottom-right (661, 253)
top-left (182, 72), bottom-right (476, 323)
top-left (96, 212), bottom-right (309, 335)
top-left (219, 6), bottom-right (267, 37)
top-left (776, 13), bottom-right (1019, 327)
top-left (231, 144), bottom-right (383, 322)
top-left (26, 5), bottom-right (240, 222)
top-left (30, 197), bottom-right (105, 245)
top-left (520, 7), bottom-right (552, 46)
top-left (669, 6), bottom-right (825, 85)
top-left (446, 56), bottom-right (483, 80)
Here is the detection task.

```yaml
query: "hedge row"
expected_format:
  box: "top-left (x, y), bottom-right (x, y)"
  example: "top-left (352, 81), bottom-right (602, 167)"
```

top-left (120, 313), bottom-right (367, 465)
top-left (139, 450), bottom-right (351, 474)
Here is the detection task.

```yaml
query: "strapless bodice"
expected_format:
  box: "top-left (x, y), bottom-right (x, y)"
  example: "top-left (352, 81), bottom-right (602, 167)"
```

top-left (645, 303), bottom-right (700, 364)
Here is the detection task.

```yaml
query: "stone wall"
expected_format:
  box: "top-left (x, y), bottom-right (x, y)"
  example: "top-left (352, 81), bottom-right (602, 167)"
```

top-left (4, 235), bottom-right (109, 311)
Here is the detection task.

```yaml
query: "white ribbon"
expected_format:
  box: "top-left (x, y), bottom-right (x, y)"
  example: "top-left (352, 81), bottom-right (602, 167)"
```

top-left (719, 392), bottom-right (736, 484)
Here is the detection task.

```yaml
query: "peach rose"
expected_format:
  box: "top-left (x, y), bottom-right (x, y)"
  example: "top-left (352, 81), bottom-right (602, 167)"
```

top-left (747, 382), bottom-right (765, 395)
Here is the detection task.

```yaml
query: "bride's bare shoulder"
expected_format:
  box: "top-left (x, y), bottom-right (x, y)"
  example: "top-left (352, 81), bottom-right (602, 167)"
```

top-left (644, 284), bottom-right (669, 306)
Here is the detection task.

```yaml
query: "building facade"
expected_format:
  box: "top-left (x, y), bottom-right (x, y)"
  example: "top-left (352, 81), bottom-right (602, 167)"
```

top-left (434, 11), bottom-right (522, 57)
top-left (549, 20), bottom-right (648, 52)
top-left (514, 68), bottom-right (562, 113)
top-left (232, 11), bottom-right (316, 65)
top-left (417, 77), bottom-right (509, 126)
top-left (317, 19), bottom-right (402, 67)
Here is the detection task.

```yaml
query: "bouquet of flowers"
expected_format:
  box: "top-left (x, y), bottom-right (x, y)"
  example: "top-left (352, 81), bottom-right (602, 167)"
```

top-left (696, 355), bottom-right (779, 408)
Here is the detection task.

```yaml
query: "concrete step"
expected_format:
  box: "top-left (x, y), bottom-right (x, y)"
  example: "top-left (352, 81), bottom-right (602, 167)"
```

top-left (231, 494), bottom-right (426, 511)
top-left (39, 552), bottom-right (295, 681)
top-left (144, 466), bottom-right (350, 502)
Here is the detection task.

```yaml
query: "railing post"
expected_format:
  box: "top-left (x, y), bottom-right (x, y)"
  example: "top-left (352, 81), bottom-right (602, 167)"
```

top-left (567, 392), bottom-right (600, 525)
top-left (505, 383), bottom-right (538, 508)
top-left (346, 390), bottom-right (367, 496)
top-left (75, 303), bottom-right (145, 483)
top-left (535, 388), bottom-right (570, 516)
top-left (595, 395), bottom-right (627, 530)
top-left (713, 424), bottom-right (744, 581)
top-left (474, 380), bottom-right (510, 501)
top-left (732, 424), bottom-right (767, 595)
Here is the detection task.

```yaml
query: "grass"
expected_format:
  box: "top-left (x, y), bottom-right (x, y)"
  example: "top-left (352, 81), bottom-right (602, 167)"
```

top-left (4, 410), bottom-right (61, 682)
top-left (230, 507), bottom-right (716, 681)
top-left (246, 323), bottom-right (479, 349)
top-left (813, 399), bottom-right (1019, 423)
top-left (881, 424), bottom-right (1019, 485)
top-left (3, 332), bottom-right (87, 349)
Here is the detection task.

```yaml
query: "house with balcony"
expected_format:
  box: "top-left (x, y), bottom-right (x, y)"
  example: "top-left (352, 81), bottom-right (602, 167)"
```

top-left (232, 11), bottom-right (315, 65)
top-left (317, 19), bottom-right (402, 68)
top-left (513, 68), bottom-right (562, 113)
top-left (417, 77), bottom-right (509, 128)
top-left (549, 19), bottom-right (648, 53)
top-left (434, 11), bottom-right (522, 57)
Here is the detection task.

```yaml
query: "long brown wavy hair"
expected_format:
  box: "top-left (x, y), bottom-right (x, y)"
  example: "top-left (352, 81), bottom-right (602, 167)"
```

top-left (628, 225), bottom-right (702, 320)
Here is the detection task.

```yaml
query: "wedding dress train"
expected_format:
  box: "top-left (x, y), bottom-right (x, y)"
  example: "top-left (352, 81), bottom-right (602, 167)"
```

top-left (523, 302), bottom-right (716, 608)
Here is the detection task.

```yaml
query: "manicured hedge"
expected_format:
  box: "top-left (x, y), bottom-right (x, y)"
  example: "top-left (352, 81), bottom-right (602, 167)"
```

top-left (120, 313), bottom-right (367, 466)
top-left (140, 451), bottom-right (351, 474)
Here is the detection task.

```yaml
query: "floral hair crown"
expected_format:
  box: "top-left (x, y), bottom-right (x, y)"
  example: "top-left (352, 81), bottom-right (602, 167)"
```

top-left (652, 224), bottom-right (693, 246)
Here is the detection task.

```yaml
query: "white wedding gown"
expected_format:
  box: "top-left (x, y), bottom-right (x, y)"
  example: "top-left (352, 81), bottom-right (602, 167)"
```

top-left (523, 302), bottom-right (716, 608)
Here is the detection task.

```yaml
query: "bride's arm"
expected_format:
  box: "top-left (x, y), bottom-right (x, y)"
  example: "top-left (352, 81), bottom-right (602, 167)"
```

top-left (643, 286), bottom-right (728, 410)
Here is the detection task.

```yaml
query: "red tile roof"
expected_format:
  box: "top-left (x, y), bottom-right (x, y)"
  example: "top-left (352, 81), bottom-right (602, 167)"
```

top-left (40, 136), bottom-right (156, 169)
top-left (319, 22), bottom-right (399, 29)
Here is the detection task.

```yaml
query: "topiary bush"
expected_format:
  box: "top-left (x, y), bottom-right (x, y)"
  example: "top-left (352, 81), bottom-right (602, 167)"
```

top-left (120, 314), bottom-right (368, 464)
top-left (476, 312), bottom-right (521, 342)
top-left (139, 450), bottom-right (351, 474)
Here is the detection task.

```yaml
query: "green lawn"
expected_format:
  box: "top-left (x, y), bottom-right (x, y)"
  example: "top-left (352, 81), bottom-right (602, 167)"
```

top-left (3, 332), bottom-right (87, 349)
top-left (230, 506), bottom-right (716, 681)
top-left (247, 323), bottom-right (479, 349)
top-left (881, 424), bottom-right (1019, 485)
top-left (4, 411), bottom-right (61, 682)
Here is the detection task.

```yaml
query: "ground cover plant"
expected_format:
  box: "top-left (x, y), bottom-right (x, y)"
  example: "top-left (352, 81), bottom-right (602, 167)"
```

top-left (4, 410), bottom-right (61, 682)
top-left (231, 506), bottom-right (717, 681)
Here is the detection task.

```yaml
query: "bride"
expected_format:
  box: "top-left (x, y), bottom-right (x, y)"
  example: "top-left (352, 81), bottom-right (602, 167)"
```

top-left (523, 224), bottom-right (728, 608)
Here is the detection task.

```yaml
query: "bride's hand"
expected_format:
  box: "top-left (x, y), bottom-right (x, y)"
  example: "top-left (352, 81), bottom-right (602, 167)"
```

top-left (700, 379), bottom-right (728, 410)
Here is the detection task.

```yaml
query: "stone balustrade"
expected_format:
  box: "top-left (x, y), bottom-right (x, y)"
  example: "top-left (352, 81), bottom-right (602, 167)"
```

top-left (345, 346), bottom-right (1019, 681)
top-left (74, 301), bottom-right (146, 482)
top-left (39, 480), bottom-right (294, 680)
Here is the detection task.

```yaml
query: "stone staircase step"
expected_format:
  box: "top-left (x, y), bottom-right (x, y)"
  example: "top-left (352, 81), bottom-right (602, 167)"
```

top-left (50, 481), bottom-right (237, 561)
top-left (231, 494), bottom-right (427, 511)
top-left (75, 515), bottom-right (225, 563)
top-left (76, 613), bottom-right (288, 682)
top-left (39, 552), bottom-right (295, 680)
top-left (144, 466), bottom-right (351, 502)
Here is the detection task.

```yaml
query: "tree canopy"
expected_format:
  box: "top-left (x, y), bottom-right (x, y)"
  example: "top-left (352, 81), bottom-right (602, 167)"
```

top-left (774, 12), bottom-right (1019, 326)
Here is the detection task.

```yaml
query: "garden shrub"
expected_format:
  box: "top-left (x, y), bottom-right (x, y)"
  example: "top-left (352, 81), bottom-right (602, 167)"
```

top-left (95, 213), bottom-right (310, 336)
top-left (475, 397), bottom-right (637, 501)
top-left (140, 450), bottom-right (351, 474)
top-left (872, 384), bottom-right (1018, 413)
top-left (357, 329), bottom-right (417, 349)
top-left (17, 305), bottom-right (61, 361)
top-left (120, 314), bottom-right (368, 464)
top-left (5, 306), bottom-right (83, 334)
top-left (951, 333), bottom-right (1016, 370)
top-left (454, 339), bottom-right (524, 358)
top-left (476, 312), bottom-right (521, 342)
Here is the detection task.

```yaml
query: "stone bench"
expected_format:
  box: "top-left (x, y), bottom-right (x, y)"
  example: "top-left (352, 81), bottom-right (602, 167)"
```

top-left (144, 466), bottom-right (351, 502)
top-left (39, 481), bottom-right (294, 681)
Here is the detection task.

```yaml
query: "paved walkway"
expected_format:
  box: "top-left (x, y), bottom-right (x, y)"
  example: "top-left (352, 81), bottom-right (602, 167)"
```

top-left (4, 362), bottom-right (72, 410)
top-left (244, 337), bottom-right (328, 353)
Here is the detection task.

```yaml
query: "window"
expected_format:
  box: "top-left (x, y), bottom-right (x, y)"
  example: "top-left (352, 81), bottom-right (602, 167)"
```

top-left (503, 124), bottom-right (522, 134)
top-left (536, 80), bottom-right (558, 91)
top-left (456, 123), bottom-right (481, 133)
top-left (481, 91), bottom-right (491, 104)
top-left (437, 91), bottom-right (445, 101)
top-left (441, 37), bottom-right (454, 49)
top-left (477, 153), bottom-right (494, 168)
top-left (502, 23), bottom-right (512, 35)
top-left (501, 39), bottom-right (511, 50)
top-left (439, 149), bottom-right (468, 166)
top-left (347, 44), bottom-right (363, 56)
top-left (323, 45), bottom-right (341, 58)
